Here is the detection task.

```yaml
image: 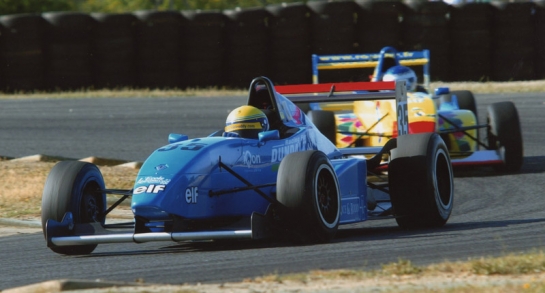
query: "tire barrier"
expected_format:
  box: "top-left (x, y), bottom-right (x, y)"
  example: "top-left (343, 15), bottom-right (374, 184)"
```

top-left (355, 0), bottom-right (402, 52)
top-left (267, 3), bottom-right (312, 85)
top-left (0, 1), bottom-right (543, 91)
top-left (133, 10), bottom-right (185, 89)
top-left (42, 12), bottom-right (96, 91)
top-left (91, 13), bottom-right (138, 89)
top-left (491, 1), bottom-right (536, 81)
top-left (180, 10), bottom-right (227, 88)
top-left (355, 0), bottom-right (403, 81)
top-left (308, 1), bottom-right (359, 83)
top-left (535, 1), bottom-right (545, 79)
top-left (0, 14), bottom-right (46, 91)
top-left (401, 0), bottom-right (450, 81)
top-left (448, 3), bottom-right (493, 81)
top-left (223, 7), bottom-right (271, 88)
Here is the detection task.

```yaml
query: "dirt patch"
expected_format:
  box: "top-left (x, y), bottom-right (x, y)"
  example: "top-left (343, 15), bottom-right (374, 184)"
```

top-left (0, 160), bottom-right (138, 219)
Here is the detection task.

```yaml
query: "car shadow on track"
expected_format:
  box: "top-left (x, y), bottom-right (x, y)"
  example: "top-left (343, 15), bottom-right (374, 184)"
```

top-left (453, 155), bottom-right (545, 178)
top-left (334, 217), bottom-right (545, 242)
top-left (80, 217), bottom-right (545, 258)
top-left (80, 240), bottom-right (293, 258)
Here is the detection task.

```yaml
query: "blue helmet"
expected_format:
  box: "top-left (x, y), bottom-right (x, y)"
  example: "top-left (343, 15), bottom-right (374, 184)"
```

top-left (382, 65), bottom-right (417, 92)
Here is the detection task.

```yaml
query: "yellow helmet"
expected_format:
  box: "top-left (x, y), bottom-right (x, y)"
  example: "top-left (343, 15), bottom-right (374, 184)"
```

top-left (225, 105), bottom-right (269, 138)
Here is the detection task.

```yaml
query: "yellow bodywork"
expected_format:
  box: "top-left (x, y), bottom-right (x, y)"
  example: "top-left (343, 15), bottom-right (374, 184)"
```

top-left (330, 92), bottom-right (478, 153)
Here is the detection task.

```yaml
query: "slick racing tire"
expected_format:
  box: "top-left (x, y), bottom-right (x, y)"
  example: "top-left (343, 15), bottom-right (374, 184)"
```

top-left (452, 90), bottom-right (479, 147)
top-left (41, 161), bottom-right (106, 255)
top-left (450, 90), bottom-right (477, 117)
top-left (389, 133), bottom-right (454, 229)
top-left (307, 110), bottom-right (337, 144)
top-left (277, 150), bottom-right (340, 242)
top-left (487, 101), bottom-right (523, 172)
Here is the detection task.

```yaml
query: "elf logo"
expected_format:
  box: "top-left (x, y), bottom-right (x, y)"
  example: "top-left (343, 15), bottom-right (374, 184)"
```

top-left (134, 184), bottom-right (166, 194)
top-left (186, 186), bottom-right (198, 204)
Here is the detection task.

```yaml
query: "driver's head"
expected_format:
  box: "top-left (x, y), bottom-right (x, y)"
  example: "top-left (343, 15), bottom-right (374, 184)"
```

top-left (225, 105), bottom-right (269, 138)
top-left (382, 65), bottom-right (417, 92)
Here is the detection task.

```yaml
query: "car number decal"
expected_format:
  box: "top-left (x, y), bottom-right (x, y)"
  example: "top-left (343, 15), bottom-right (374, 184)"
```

top-left (397, 101), bottom-right (408, 136)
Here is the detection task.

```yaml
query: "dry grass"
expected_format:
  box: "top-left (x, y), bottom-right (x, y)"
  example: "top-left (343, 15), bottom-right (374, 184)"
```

top-left (248, 252), bottom-right (545, 293)
top-left (0, 80), bottom-right (544, 100)
top-left (254, 251), bottom-right (545, 284)
top-left (0, 87), bottom-right (247, 99)
top-left (430, 80), bottom-right (545, 94)
top-left (0, 160), bottom-right (138, 218)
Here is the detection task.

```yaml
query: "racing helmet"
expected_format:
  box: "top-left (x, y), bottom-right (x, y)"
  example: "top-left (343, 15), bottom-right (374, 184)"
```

top-left (225, 105), bottom-right (269, 138)
top-left (382, 65), bottom-right (417, 92)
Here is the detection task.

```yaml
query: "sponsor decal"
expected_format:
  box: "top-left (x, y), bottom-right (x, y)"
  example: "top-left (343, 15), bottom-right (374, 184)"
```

top-left (155, 164), bottom-right (169, 171)
top-left (225, 122), bottom-right (261, 132)
top-left (243, 150), bottom-right (261, 167)
top-left (185, 187), bottom-right (198, 204)
top-left (137, 176), bottom-right (171, 185)
top-left (134, 184), bottom-right (166, 194)
top-left (271, 135), bottom-right (311, 163)
top-left (341, 202), bottom-right (360, 216)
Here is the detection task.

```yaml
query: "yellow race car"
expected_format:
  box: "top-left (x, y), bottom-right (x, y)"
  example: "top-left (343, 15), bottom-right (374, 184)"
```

top-left (295, 46), bottom-right (523, 172)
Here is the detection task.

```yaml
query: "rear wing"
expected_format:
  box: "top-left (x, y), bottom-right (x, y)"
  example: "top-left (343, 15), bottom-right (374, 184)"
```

top-left (311, 46), bottom-right (430, 92)
top-left (275, 81), bottom-right (409, 137)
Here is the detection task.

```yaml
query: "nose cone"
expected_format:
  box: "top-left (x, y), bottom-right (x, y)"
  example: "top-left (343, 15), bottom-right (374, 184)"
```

top-left (131, 176), bottom-right (173, 221)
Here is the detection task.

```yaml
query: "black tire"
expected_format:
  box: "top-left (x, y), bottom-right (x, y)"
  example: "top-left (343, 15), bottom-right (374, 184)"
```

top-left (451, 90), bottom-right (477, 117)
top-left (277, 150), bottom-right (340, 242)
top-left (389, 133), bottom-right (454, 229)
top-left (439, 90), bottom-right (479, 147)
top-left (41, 161), bottom-right (106, 255)
top-left (307, 110), bottom-right (337, 144)
top-left (487, 102), bottom-right (523, 172)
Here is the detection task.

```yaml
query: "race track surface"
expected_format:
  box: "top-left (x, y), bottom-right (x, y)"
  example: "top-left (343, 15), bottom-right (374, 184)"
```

top-left (1, 93), bottom-right (544, 289)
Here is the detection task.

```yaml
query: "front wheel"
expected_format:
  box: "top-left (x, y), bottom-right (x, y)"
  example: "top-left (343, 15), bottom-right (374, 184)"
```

top-left (41, 161), bottom-right (106, 255)
top-left (277, 150), bottom-right (340, 242)
top-left (450, 90), bottom-right (477, 117)
top-left (487, 101), bottom-right (523, 172)
top-left (389, 133), bottom-right (454, 229)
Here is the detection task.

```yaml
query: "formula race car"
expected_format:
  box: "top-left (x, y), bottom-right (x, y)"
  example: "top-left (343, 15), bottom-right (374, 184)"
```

top-left (41, 77), bottom-right (453, 255)
top-left (309, 46), bottom-right (523, 172)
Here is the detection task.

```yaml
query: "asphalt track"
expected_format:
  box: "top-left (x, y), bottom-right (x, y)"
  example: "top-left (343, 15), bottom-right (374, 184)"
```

top-left (1, 93), bottom-right (544, 290)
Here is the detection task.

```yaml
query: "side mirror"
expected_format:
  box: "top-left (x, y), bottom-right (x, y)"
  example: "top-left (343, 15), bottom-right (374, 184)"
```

top-left (258, 130), bottom-right (280, 144)
top-left (434, 87), bottom-right (450, 96)
top-left (168, 133), bottom-right (188, 144)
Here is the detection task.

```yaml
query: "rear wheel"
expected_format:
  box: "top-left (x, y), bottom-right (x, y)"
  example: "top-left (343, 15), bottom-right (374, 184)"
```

top-left (487, 101), bottom-right (523, 172)
top-left (307, 110), bottom-right (337, 144)
top-left (41, 161), bottom-right (106, 255)
top-left (389, 133), bottom-right (454, 229)
top-left (277, 150), bottom-right (340, 242)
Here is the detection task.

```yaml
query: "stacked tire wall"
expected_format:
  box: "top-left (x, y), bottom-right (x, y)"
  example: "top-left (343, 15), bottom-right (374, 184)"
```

top-left (267, 3), bottom-right (312, 85)
top-left (448, 3), bottom-right (493, 81)
top-left (0, 14), bottom-right (46, 91)
top-left (0, 0), bottom-right (542, 92)
top-left (91, 13), bottom-right (138, 89)
top-left (491, 2), bottom-right (536, 81)
top-left (42, 12), bottom-right (96, 91)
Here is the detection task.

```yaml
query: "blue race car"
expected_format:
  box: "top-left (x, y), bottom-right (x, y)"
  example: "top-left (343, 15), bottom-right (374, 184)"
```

top-left (41, 77), bottom-right (454, 255)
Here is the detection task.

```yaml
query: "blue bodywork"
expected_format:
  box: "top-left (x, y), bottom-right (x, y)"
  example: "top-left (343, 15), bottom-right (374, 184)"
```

top-left (130, 83), bottom-right (369, 232)
top-left (43, 77), bottom-right (414, 252)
